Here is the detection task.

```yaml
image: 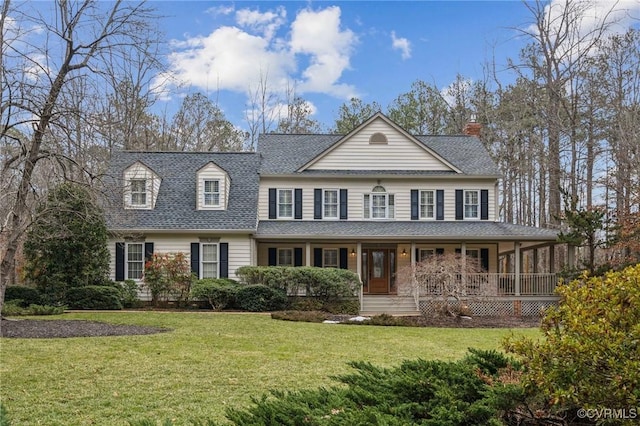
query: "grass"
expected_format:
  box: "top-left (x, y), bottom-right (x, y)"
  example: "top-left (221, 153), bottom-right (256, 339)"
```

top-left (0, 312), bottom-right (539, 425)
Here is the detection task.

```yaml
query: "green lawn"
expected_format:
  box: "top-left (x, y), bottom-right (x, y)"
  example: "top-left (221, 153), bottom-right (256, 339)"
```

top-left (0, 312), bottom-right (539, 425)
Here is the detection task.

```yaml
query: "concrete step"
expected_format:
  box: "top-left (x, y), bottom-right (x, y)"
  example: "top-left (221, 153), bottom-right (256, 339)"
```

top-left (360, 296), bottom-right (420, 316)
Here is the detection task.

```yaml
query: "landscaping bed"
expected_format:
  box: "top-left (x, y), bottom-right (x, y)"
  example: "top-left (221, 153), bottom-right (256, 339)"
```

top-left (0, 318), bottom-right (169, 338)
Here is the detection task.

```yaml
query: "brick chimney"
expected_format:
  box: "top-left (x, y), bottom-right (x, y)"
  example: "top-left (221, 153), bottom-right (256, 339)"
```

top-left (463, 113), bottom-right (481, 137)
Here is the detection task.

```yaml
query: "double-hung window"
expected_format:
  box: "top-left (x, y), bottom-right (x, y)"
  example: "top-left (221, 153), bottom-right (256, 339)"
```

top-left (130, 179), bottom-right (147, 206)
top-left (323, 249), bottom-right (338, 268)
top-left (464, 190), bottom-right (479, 219)
top-left (420, 190), bottom-right (435, 219)
top-left (201, 243), bottom-right (218, 278)
top-left (364, 186), bottom-right (395, 219)
top-left (278, 248), bottom-right (293, 266)
top-left (323, 190), bottom-right (338, 219)
top-left (278, 189), bottom-right (293, 219)
top-left (419, 248), bottom-right (435, 262)
top-left (203, 180), bottom-right (220, 207)
top-left (126, 243), bottom-right (144, 280)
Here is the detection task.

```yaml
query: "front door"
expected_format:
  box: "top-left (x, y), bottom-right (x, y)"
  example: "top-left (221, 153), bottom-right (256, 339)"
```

top-left (369, 249), bottom-right (389, 294)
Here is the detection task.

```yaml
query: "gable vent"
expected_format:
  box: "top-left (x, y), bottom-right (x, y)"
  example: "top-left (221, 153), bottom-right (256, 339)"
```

top-left (369, 132), bottom-right (388, 144)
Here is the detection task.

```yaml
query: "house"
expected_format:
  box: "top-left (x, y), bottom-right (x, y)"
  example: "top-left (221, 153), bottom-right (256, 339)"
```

top-left (105, 113), bottom-right (562, 316)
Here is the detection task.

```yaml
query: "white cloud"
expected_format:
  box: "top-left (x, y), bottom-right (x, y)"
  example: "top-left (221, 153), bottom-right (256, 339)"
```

top-left (235, 6), bottom-right (286, 41)
top-left (391, 31), bottom-right (411, 60)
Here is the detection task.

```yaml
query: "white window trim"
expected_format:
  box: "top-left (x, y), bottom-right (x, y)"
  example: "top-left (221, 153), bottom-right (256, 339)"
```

top-left (200, 242), bottom-right (219, 279)
top-left (464, 190), bottom-right (480, 220)
top-left (203, 179), bottom-right (221, 208)
top-left (363, 193), bottom-right (395, 220)
top-left (323, 189), bottom-right (339, 219)
top-left (277, 248), bottom-right (294, 266)
top-left (323, 248), bottom-right (339, 268)
top-left (419, 190), bottom-right (435, 220)
top-left (129, 179), bottom-right (148, 208)
top-left (125, 242), bottom-right (144, 281)
top-left (277, 189), bottom-right (294, 219)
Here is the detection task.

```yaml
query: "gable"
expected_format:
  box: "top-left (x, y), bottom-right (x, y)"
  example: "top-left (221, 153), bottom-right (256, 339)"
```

top-left (123, 161), bottom-right (161, 209)
top-left (196, 161), bottom-right (230, 210)
top-left (302, 115), bottom-right (459, 172)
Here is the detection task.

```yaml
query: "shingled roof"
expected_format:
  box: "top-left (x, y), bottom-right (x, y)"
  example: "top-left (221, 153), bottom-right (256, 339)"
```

top-left (104, 151), bottom-right (260, 232)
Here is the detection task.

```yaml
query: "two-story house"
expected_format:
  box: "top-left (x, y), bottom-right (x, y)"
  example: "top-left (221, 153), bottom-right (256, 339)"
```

top-left (106, 113), bottom-right (561, 315)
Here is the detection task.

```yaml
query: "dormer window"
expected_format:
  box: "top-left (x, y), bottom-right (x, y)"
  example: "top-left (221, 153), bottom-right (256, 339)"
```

top-left (130, 179), bottom-right (147, 206)
top-left (369, 132), bottom-right (388, 144)
top-left (123, 162), bottom-right (159, 210)
top-left (203, 180), bottom-right (220, 207)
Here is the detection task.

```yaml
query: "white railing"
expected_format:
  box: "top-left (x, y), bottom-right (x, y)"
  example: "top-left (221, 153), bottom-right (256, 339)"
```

top-left (417, 273), bottom-right (558, 297)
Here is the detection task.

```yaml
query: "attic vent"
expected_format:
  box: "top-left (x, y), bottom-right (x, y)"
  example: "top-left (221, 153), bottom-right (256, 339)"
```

top-left (369, 132), bottom-right (388, 144)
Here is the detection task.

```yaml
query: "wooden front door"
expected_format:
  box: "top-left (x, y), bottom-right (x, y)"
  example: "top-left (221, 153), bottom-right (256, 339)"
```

top-left (368, 249), bottom-right (390, 294)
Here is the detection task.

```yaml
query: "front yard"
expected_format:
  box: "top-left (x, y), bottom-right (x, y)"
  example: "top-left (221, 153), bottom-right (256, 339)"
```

top-left (0, 312), bottom-right (538, 425)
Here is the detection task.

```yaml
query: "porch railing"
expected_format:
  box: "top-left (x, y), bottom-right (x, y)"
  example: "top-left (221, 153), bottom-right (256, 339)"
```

top-left (417, 273), bottom-right (558, 298)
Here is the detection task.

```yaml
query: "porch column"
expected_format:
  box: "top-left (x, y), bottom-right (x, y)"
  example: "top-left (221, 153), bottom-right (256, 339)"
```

top-left (549, 245), bottom-right (555, 274)
top-left (410, 241), bottom-right (416, 266)
top-left (567, 244), bottom-right (576, 269)
top-left (533, 249), bottom-right (539, 273)
top-left (305, 242), bottom-right (311, 266)
top-left (356, 242), bottom-right (362, 279)
top-left (514, 242), bottom-right (521, 296)
top-left (461, 242), bottom-right (467, 294)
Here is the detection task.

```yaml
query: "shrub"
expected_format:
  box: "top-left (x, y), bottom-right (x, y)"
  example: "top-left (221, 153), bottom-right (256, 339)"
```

top-left (322, 298), bottom-right (360, 314)
top-left (289, 298), bottom-right (324, 311)
top-left (505, 264), bottom-right (640, 419)
top-left (110, 280), bottom-right (142, 308)
top-left (271, 310), bottom-right (330, 323)
top-left (143, 253), bottom-right (194, 307)
top-left (4, 286), bottom-right (41, 307)
top-left (191, 279), bottom-right (240, 310)
top-left (66, 285), bottom-right (123, 310)
top-left (1, 302), bottom-right (65, 316)
top-left (236, 285), bottom-right (288, 312)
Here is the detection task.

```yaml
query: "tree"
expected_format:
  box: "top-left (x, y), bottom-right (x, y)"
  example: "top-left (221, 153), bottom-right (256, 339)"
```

top-left (558, 204), bottom-right (607, 274)
top-left (0, 0), bottom-right (160, 311)
top-left (333, 98), bottom-right (381, 134)
top-left (388, 80), bottom-right (449, 134)
top-left (23, 183), bottom-right (109, 304)
top-left (275, 96), bottom-right (322, 134)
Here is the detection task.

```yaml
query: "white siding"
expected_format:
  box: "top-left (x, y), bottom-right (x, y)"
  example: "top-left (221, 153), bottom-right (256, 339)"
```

top-left (259, 177), bottom-right (497, 221)
top-left (123, 162), bottom-right (161, 209)
top-left (196, 162), bottom-right (229, 210)
top-left (308, 118), bottom-right (454, 171)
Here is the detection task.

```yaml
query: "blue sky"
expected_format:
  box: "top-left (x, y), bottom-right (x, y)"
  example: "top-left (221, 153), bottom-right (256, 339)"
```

top-left (151, 1), bottom-right (544, 129)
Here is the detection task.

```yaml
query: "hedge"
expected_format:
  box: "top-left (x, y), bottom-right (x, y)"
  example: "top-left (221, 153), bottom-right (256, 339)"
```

top-left (66, 285), bottom-right (123, 310)
top-left (4, 286), bottom-right (41, 307)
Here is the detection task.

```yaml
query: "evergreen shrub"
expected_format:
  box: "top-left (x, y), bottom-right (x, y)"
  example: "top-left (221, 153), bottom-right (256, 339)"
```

top-left (236, 285), bottom-right (288, 312)
top-left (4, 286), bottom-right (41, 307)
top-left (66, 285), bottom-right (122, 310)
top-left (191, 278), bottom-right (240, 310)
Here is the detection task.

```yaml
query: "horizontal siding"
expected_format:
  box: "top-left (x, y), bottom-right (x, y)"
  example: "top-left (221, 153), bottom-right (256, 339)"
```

top-left (196, 163), bottom-right (229, 210)
top-left (257, 243), bottom-right (357, 271)
top-left (259, 177), bottom-right (497, 221)
top-left (309, 119), bottom-right (453, 171)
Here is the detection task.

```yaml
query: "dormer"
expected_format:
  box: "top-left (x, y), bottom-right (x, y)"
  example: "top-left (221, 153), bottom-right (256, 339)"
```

top-left (123, 161), bottom-right (160, 210)
top-left (197, 162), bottom-right (230, 210)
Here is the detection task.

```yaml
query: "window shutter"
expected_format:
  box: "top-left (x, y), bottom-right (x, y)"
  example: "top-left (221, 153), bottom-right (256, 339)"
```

top-left (115, 242), bottom-right (125, 281)
top-left (190, 243), bottom-right (200, 277)
top-left (339, 248), bottom-right (348, 269)
top-left (436, 248), bottom-right (444, 255)
top-left (415, 248), bottom-right (420, 262)
top-left (314, 189), bottom-right (322, 219)
top-left (144, 243), bottom-right (154, 263)
top-left (340, 189), bottom-right (348, 220)
top-left (268, 248), bottom-right (277, 266)
top-left (294, 188), bottom-right (303, 220)
top-left (436, 190), bottom-right (444, 220)
top-left (410, 190), bottom-right (419, 220)
top-left (219, 243), bottom-right (229, 278)
top-left (363, 194), bottom-right (370, 219)
top-left (480, 248), bottom-right (489, 271)
top-left (294, 247), bottom-right (303, 266)
top-left (480, 190), bottom-right (489, 220)
top-left (313, 248), bottom-right (323, 267)
top-left (455, 190), bottom-right (463, 220)
top-left (268, 188), bottom-right (276, 219)
top-left (455, 248), bottom-right (462, 256)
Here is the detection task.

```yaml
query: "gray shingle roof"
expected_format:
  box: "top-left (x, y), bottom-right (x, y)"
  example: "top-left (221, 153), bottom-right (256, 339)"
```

top-left (256, 221), bottom-right (558, 241)
top-left (257, 133), bottom-right (499, 176)
top-left (104, 151), bottom-right (260, 232)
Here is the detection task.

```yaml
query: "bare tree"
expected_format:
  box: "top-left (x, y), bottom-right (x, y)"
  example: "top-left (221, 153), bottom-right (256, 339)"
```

top-left (244, 69), bottom-right (280, 150)
top-left (333, 97), bottom-right (382, 134)
top-left (0, 0), bottom-right (161, 310)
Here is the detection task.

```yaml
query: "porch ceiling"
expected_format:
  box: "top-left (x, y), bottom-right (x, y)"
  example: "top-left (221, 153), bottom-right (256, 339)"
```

top-left (256, 220), bottom-right (558, 243)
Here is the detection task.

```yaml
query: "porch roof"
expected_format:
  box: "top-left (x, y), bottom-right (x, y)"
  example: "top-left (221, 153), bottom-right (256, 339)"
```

top-left (256, 220), bottom-right (559, 242)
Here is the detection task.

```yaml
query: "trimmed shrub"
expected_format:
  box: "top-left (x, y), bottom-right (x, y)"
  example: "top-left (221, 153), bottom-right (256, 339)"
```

top-left (1, 302), bottom-right (65, 316)
top-left (236, 285), bottom-right (288, 312)
top-left (271, 310), bottom-right (330, 323)
top-left (110, 280), bottom-right (142, 308)
top-left (191, 278), bottom-right (240, 311)
top-left (66, 285), bottom-right (123, 310)
top-left (4, 286), bottom-right (41, 307)
top-left (322, 298), bottom-right (360, 314)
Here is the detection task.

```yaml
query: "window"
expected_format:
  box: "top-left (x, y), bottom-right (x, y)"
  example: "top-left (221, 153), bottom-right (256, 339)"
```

top-left (323, 190), bottom-right (338, 219)
top-left (278, 248), bottom-right (293, 266)
top-left (364, 186), bottom-right (394, 219)
top-left (323, 249), bottom-right (338, 268)
top-left (420, 190), bottom-right (435, 219)
top-left (203, 180), bottom-right (220, 207)
top-left (130, 179), bottom-right (147, 206)
top-left (126, 243), bottom-right (144, 280)
top-left (278, 189), bottom-right (293, 218)
top-left (201, 243), bottom-right (218, 278)
top-left (419, 249), bottom-right (435, 262)
top-left (464, 190), bottom-right (479, 219)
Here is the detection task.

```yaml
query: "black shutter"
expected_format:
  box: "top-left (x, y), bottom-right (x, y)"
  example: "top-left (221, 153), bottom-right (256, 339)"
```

top-left (314, 189), bottom-right (322, 219)
top-left (455, 190), bottom-right (463, 220)
top-left (340, 189), bottom-right (348, 220)
top-left (268, 188), bottom-right (277, 219)
top-left (294, 247), bottom-right (303, 266)
top-left (191, 243), bottom-right (200, 277)
top-left (436, 190), bottom-right (444, 220)
top-left (455, 248), bottom-right (462, 255)
top-left (268, 248), bottom-right (277, 266)
top-left (115, 242), bottom-right (125, 281)
top-left (480, 190), bottom-right (489, 220)
top-left (144, 243), bottom-right (154, 262)
top-left (339, 248), bottom-right (348, 269)
top-left (294, 188), bottom-right (303, 219)
top-left (219, 243), bottom-right (229, 278)
top-left (410, 190), bottom-right (419, 220)
top-left (480, 248), bottom-right (489, 271)
top-left (436, 248), bottom-right (444, 255)
top-left (314, 248), bottom-right (323, 267)
top-left (415, 248), bottom-right (420, 262)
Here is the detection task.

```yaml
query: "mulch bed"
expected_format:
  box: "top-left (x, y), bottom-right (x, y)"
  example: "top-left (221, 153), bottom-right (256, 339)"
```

top-left (1, 318), bottom-right (170, 339)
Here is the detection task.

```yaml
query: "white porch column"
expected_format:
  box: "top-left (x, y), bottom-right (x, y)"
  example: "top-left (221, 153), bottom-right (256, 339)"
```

top-left (356, 242), bottom-right (362, 278)
top-left (514, 242), bottom-right (521, 296)
top-left (410, 241), bottom-right (416, 266)
top-left (305, 242), bottom-right (311, 266)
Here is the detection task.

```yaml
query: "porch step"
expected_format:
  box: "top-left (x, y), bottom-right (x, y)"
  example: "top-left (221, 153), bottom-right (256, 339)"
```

top-left (360, 295), bottom-right (420, 316)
